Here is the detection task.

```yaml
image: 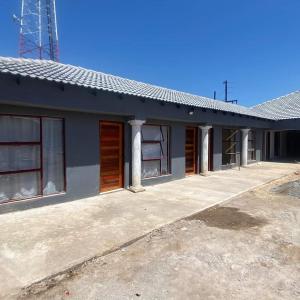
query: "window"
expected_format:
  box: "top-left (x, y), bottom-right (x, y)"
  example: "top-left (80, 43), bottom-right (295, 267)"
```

top-left (248, 130), bottom-right (256, 161)
top-left (222, 129), bottom-right (240, 165)
top-left (141, 125), bottom-right (170, 179)
top-left (0, 115), bottom-right (65, 204)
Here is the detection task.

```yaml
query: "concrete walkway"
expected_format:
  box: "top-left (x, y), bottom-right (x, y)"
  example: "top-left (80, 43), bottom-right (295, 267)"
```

top-left (0, 162), bottom-right (299, 299)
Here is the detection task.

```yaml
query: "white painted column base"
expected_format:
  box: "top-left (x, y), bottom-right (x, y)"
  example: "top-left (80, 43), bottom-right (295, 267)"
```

top-left (200, 172), bottom-right (211, 177)
top-left (199, 125), bottom-right (212, 176)
top-left (129, 185), bottom-right (145, 193)
top-left (128, 120), bottom-right (146, 193)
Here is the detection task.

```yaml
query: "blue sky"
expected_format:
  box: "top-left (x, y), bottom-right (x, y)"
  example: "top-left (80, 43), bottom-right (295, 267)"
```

top-left (0, 0), bottom-right (300, 106)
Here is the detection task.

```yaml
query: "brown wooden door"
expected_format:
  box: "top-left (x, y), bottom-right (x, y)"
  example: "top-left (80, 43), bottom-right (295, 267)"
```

top-left (100, 121), bottom-right (124, 192)
top-left (185, 127), bottom-right (197, 175)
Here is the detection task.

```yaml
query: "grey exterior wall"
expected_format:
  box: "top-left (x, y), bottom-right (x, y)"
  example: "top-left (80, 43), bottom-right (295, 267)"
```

top-left (272, 119), bottom-right (300, 130)
top-left (214, 127), bottom-right (264, 171)
top-left (0, 74), bottom-right (272, 128)
top-left (279, 131), bottom-right (288, 157)
top-left (0, 104), bottom-right (132, 213)
top-left (0, 73), bottom-right (281, 213)
top-left (213, 127), bottom-right (223, 171)
top-left (0, 103), bottom-right (188, 212)
top-left (255, 129), bottom-right (264, 162)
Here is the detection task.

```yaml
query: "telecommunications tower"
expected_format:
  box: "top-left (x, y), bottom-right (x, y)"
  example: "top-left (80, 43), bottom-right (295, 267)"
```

top-left (16, 0), bottom-right (59, 61)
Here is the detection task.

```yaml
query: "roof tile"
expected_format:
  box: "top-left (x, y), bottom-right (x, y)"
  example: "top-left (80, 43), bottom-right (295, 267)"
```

top-left (252, 91), bottom-right (300, 120)
top-left (0, 57), bottom-right (278, 120)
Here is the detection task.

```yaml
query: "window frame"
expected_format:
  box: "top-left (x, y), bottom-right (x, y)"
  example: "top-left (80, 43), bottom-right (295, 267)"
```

top-left (141, 124), bottom-right (170, 179)
top-left (0, 113), bottom-right (66, 204)
top-left (222, 128), bottom-right (240, 166)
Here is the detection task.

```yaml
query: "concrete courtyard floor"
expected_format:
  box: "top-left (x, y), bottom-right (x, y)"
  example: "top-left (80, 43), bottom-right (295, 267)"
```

top-left (0, 162), bottom-right (299, 299)
top-left (27, 171), bottom-right (300, 300)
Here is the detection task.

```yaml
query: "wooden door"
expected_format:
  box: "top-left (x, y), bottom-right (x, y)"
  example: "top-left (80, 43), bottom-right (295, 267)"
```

top-left (100, 121), bottom-right (124, 192)
top-left (185, 127), bottom-right (197, 175)
top-left (208, 128), bottom-right (214, 171)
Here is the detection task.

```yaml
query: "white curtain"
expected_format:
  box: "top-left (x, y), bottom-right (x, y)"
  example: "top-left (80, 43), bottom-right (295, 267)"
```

top-left (0, 116), bottom-right (65, 202)
top-left (142, 161), bottom-right (160, 178)
top-left (0, 172), bottom-right (40, 203)
top-left (0, 145), bottom-right (40, 172)
top-left (42, 118), bottom-right (64, 195)
top-left (0, 116), bottom-right (41, 202)
top-left (0, 116), bottom-right (39, 142)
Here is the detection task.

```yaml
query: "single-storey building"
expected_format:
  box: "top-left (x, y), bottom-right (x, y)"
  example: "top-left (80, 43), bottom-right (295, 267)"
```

top-left (0, 57), bottom-right (299, 213)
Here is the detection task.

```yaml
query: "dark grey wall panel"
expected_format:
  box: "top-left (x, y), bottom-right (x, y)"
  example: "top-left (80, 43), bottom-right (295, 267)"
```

top-left (213, 127), bottom-right (222, 171)
top-left (255, 129), bottom-right (263, 161)
top-left (0, 104), bottom-right (130, 213)
top-left (273, 119), bottom-right (300, 130)
top-left (0, 74), bottom-right (272, 129)
top-left (2, 70), bottom-right (289, 213)
top-left (124, 123), bottom-right (131, 188)
top-left (65, 113), bottom-right (99, 198)
top-left (170, 124), bottom-right (186, 179)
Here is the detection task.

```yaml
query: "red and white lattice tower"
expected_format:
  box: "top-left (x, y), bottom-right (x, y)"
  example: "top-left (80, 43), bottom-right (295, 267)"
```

top-left (18, 0), bottom-right (59, 61)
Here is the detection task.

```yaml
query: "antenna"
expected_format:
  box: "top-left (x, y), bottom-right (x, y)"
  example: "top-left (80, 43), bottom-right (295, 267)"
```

top-left (15, 0), bottom-right (59, 61)
top-left (223, 80), bottom-right (228, 102)
top-left (223, 80), bottom-right (238, 104)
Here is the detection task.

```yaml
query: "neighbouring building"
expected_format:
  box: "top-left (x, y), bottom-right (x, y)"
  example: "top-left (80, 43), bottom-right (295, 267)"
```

top-left (0, 57), bottom-right (299, 213)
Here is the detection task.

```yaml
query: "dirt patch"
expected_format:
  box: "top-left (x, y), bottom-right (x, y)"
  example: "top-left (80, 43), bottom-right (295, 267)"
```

top-left (188, 206), bottom-right (267, 230)
top-left (280, 243), bottom-right (300, 264)
top-left (272, 179), bottom-right (300, 198)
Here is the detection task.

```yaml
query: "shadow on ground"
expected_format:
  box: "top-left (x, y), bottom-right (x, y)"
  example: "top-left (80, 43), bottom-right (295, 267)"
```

top-left (187, 206), bottom-right (268, 230)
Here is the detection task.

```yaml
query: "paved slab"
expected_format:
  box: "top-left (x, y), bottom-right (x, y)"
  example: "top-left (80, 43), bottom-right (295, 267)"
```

top-left (0, 162), bottom-right (299, 299)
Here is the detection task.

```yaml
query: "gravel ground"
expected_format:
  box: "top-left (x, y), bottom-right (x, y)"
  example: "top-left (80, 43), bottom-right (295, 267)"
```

top-left (21, 174), bottom-right (300, 300)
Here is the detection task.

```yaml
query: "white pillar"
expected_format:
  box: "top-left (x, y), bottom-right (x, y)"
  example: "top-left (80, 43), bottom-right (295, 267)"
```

top-left (269, 131), bottom-right (275, 160)
top-left (241, 128), bottom-right (250, 167)
top-left (128, 119), bottom-right (145, 193)
top-left (199, 125), bottom-right (212, 175)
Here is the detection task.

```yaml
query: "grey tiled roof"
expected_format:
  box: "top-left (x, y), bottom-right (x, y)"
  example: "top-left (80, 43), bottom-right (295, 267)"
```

top-left (252, 91), bottom-right (300, 120)
top-left (0, 56), bottom-right (269, 119)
